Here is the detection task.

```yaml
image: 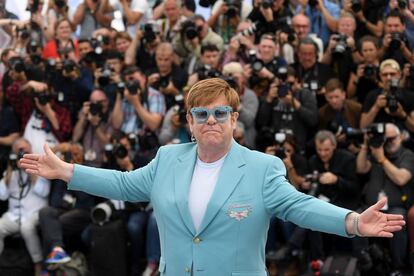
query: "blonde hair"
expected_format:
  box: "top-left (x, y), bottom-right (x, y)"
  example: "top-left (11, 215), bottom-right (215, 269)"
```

top-left (186, 78), bottom-right (240, 111)
top-left (380, 59), bottom-right (400, 73)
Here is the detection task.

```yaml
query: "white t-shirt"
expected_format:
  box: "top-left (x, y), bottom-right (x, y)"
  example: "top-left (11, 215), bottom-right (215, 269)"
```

top-left (110, 0), bottom-right (150, 36)
top-left (188, 154), bottom-right (226, 232)
top-left (23, 111), bottom-right (58, 155)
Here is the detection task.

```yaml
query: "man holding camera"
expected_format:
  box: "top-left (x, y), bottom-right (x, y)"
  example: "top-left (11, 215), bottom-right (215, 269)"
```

top-left (154, 0), bottom-right (187, 42)
top-left (256, 66), bottom-right (318, 153)
top-left (147, 42), bottom-right (187, 110)
top-left (38, 142), bottom-right (94, 265)
top-left (73, 0), bottom-right (113, 39)
top-left (72, 89), bottom-right (113, 167)
top-left (172, 14), bottom-right (224, 68)
top-left (357, 122), bottom-right (414, 271)
top-left (0, 138), bottom-right (50, 276)
top-left (187, 44), bottom-right (221, 86)
top-left (360, 59), bottom-right (414, 134)
top-left (380, 10), bottom-right (414, 68)
top-left (222, 21), bottom-right (256, 66)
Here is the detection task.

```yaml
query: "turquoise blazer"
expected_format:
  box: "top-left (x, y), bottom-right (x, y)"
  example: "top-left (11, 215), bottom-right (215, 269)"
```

top-left (69, 141), bottom-right (352, 276)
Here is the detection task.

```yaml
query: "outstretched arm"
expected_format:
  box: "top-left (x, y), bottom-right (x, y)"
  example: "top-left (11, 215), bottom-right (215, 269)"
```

top-left (20, 144), bottom-right (74, 183)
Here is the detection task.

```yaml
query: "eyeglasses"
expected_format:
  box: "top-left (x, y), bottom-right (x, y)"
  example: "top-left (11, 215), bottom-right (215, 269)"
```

top-left (190, 106), bottom-right (233, 124)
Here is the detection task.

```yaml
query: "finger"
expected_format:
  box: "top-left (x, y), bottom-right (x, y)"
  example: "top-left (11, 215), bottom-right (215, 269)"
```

top-left (384, 225), bottom-right (402, 233)
top-left (25, 168), bottom-right (39, 175)
top-left (20, 163), bottom-right (38, 170)
top-left (44, 143), bottom-right (54, 156)
top-left (371, 197), bottom-right (387, 211)
top-left (378, 231), bottom-right (393, 238)
top-left (19, 158), bottom-right (38, 165)
top-left (386, 214), bottom-right (405, 222)
top-left (22, 153), bottom-right (40, 161)
top-left (386, 220), bottom-right (405, 227)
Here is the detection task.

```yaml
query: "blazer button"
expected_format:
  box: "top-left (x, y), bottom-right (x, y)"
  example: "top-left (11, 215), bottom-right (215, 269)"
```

top-left (193, 237), bottom-right (201, 244)
top-left (185, 267), bottom-right (191, 273)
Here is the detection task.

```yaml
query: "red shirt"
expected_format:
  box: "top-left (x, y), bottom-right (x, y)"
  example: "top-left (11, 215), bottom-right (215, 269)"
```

top-left (42, 39), bottom-right (79, 60)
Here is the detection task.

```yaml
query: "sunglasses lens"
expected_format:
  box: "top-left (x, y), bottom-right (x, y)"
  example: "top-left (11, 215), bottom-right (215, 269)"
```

top-left (214, 108), bottom-right (229, 122)
top-left (194, 110), bottom-right (208, 122)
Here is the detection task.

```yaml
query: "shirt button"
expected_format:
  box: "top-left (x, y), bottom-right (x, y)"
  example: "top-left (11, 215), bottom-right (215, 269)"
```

top-left (193, 237), bottom-right (201, 244)
top-left (185, 267), bottom-right (191, 273)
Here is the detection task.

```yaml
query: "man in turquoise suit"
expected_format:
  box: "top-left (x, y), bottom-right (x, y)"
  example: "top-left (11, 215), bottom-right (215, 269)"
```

top-left (21, 78), bottom-right (404, 276)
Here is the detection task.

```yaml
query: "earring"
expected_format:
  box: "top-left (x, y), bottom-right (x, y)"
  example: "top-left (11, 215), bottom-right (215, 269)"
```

top-left (191, 133), bottom-right (196, 142)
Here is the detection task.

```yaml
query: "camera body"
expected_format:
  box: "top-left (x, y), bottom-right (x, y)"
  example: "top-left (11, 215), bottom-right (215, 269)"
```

top-left (157, 75), bottom-right (170, 89)
top-left (398, 0), bottom-right (407, 9)
top-left (363, 64), bottom-right (378, 78)
top-left (386, 79), bottom-right (400, 113)
top-left (63, 59), bottom-right (77, 73)
top-left (9, 57), bottom-right (26, 73)
top-left (142, 23), bottom-right (157, 44)
top-left (261, 0), bottom-right (272, 9)
top-left (8, 150), bottom-right (25, 170)
top-left (174, 94), bottom-right (187, 125)
top-left (98, 64), bottom-right (113, 87)
top-left (181, 20), bottom-right (199, 40)
top-left (332, 34), bottom-right (348, 57)
top-left (125, 80), bottom-right (141, 95)
top-left (304, 171), bottom-right (320, 196)
top-left (351, 0), bottom-right (362, 13)
top-left (248, 50), bottom-right (264, 73)
top-left (389, 32), bottom-right (403, 51)
top-left (224, 0), bottom-right (242, 17)
top-left (197, 64), bottom-right (222, 80)
top-left (89, 102), bottom-right (103, 117)
top-left (54, 0), bottom-right (66, 9)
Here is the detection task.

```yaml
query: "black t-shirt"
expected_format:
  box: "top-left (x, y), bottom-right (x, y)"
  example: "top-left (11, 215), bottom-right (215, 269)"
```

top-left (354, 1), bottom-right (387, 41)
top-left (135, 44), bottom-right (156, 73)
top-left (362, 88), bottom-right (414, 131)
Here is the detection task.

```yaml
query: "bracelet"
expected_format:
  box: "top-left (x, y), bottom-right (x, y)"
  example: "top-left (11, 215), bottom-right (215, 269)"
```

top-left (353, 214), bottom-right (363, 237)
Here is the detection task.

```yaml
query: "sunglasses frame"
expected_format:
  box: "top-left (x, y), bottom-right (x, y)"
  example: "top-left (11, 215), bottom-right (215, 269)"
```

top-left (190, 105), bottom-right (233, 124)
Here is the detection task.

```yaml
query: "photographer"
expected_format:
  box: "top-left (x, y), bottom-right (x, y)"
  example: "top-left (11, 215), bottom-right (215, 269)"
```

top-left (72, 89), bottom-right (113, 167)
top-left (387, 0), bottom-right (414, 49)
top-left (222, 62), bottom-right (258, 149)
top-left (321, 12), bottom-right (358, 86)
top-left (154, 0), bottom-right (188, 42)
top-left (357, 123), bottom-right (414, 271)
top-left (124, 21), bottom-right (160, 71)
top-left (319, 78), bottom-right (362, 151)
top-left (44, 0), bottom-right (76, 40)
top-left (38, 142), bottom-right (94, 265)
top-left (247, 0), bottom-right (292, 43)
top-left (147, 42), bottom-right (188, 110)
top-left (5, 61), bottom-right (72, 154)
top-left (222, 21), bottom-right (256, 66)
top-left (360, 59), bottom-right (414, 134)
top-left (0, 138), bottom-right (50, 276)
top-left (112, 65), bottom-right (165, 136)
top-left (347, 35), bottom-right (381, 103)
top-left (172, 14), bottom-right (224, 67)
top-left (42, 18), bottom-right (79, 60)
top-left (292, 37), bottom-right (335, 107)
top-left (256, 66), bottom-right (318, 153)
top-left (207, 0), bottom-right (252, 43)
top-left (248, 33), bottom-right (287, 94)
top-left (380, 10), bottom-right (414, 68)
top-left (187, 44), bottom-right (221, 86)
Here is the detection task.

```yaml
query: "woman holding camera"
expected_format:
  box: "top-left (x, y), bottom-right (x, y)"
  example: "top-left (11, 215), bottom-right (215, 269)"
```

top-left (42, 18), bottom-right (79, 60)
top-left (43, 0), bottom-right (76, 40)
top-left (347, 35), bottom-right (381, 104)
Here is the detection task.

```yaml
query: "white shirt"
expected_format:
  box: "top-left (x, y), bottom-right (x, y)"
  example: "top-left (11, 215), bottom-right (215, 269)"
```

top-left (110, 0), bottom-right (150, 36)
top-left (0, 170), bottom-right (50, 222)
top-left (188, 155), bottom-right (226, 232)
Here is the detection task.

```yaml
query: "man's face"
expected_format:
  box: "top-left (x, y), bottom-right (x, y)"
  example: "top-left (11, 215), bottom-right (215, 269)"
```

top-left (156, 51), bottom-right (173, 74)
top-left (380, 65), bottom-right (400, 85)
top-left (201, 50), bottom-right (220, 69)
top-left (187, 94), bottom-right (238, 151)
top-left (325, 89), bottom-right (346, 111)
top-left (292, 17), bottom-right (310, 39)
top-left (164, 0), bottom-right (180, 22)
top-left (258, 38), bottom-right (276, 63)
top-left (316, 139), bottom-right (336, 163)
top-left (106, 58), bottom-right (122, 74)
top-left (338, 17), bottom-right (356, 37)
top-left (298, 44), bottom-right (317, 70)
top-left (78, 42), bottom-right (93, 58)
top-left (361, 41), bottom-right (378, 63)
top-left (115, 38), bottom-right (130, 53)
top-left (385, 17), bottom-right (405, 34)
top-left (384, 125), bottom-right (402, 154)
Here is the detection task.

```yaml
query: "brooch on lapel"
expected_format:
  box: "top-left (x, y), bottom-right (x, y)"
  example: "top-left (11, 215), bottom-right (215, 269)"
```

top-left (226, 203), bottom-right (252, 221)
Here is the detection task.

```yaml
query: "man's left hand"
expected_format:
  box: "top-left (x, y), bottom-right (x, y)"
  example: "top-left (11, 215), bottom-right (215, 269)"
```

top-left (319, 172), bottom-right (338, 185)
top-left (358, 198), bottom-right (405, 237)
top-left (370, 145), bottom-right (385, 163)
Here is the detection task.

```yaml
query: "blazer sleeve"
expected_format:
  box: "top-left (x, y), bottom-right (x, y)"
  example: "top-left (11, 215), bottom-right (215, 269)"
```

top-left (262, 156), bottom-right (353, 237)
top-left (68, 146), bottom-right (163, 202)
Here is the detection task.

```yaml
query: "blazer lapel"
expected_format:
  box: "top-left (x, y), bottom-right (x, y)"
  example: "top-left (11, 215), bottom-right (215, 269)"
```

top-left (197, 141), bottom-right (246, 235)
top-left (174, 144), bottom-right (197, 236)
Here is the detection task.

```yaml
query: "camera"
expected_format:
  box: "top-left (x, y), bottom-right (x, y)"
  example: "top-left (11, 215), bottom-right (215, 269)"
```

top-left (54, 0), bottom-right (66, 9)
top-left (386, 79), bottom-right (400, 113)
top-left (351, 0), bottom-right (362, 13)
top-left (104, 143), bottom-right (129, 160)
top-left (197, 64), bottom-right (222, 80)
top-left (221, 75), bottom-right (239, 91)
top-left (235, 23), bottom-right (257, 40)
top-left (9, 56), bottom-right (26, 73)
top-left (398, 0), bottom-right (407, 9)
top-left (224, 0), bottom-right (241, 17)
top-left (304, 170), bottom-right (320, 196)
top-left (332, 34), bottom-right (348, 57)
top-left (98, 64), bottom-right (113, 87)
top-left (91, 201), bottom-right (115, 225)
top-left (181, 20), bottom-right (199, 40)
top-left (62, 59), bottom-right (77, 73)
top-left (261, 0), bottom-right (272, 9)
top-left (389, 32), bottom-right (403, 51)
top-left (89, 102), bottom-right (103, 116)
top-left (248, 49), bottom-right (264, 73)
top-left (175, 94), bottom-right (187, 125)
top-left (28, 40), bottom-right (40, 54)
top-left (8, 150), bottom-right (25, 170)
top-left (34, 92), bottom-right (49, 106)
top-left (157, 75), bottom-right (170, 89)
top-left (30, 54), bottom-right (42, 65)
top-left (125, 80), bottom-right (141, 95)
top-left (274, 132), bottom-right (287, 159)
top-left (142, 23), bottom-right (157, 44)
top-left (16, 26), bottom-right (30, 40)
top-left (90, 35), bottom-right (110, 55)
top-left (308, 0), bottom-right (318, 7)
top-left (344, 123), bottom-right (385, 148)
top-left (363, 64), bottom-right (378, 78)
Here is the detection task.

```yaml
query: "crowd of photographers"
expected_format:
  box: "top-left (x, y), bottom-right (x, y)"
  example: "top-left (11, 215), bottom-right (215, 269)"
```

top-left (1, 0), bottom-right (414, 275)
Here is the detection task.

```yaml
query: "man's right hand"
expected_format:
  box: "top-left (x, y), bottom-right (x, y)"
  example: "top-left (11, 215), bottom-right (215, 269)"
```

top-left (375, 94), bottom-right (387, 110)
top-left (20, 144), bottom-right (74, 183)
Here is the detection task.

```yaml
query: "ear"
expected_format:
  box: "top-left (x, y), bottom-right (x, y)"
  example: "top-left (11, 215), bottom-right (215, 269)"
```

top-left (232, 112), bottom-right (239, 130)
top-left (186, 113), bottom-right (193, 132)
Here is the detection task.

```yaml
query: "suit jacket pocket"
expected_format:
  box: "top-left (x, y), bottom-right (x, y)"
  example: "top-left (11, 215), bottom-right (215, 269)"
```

top-left (231, 271), bottom-right (265, 276)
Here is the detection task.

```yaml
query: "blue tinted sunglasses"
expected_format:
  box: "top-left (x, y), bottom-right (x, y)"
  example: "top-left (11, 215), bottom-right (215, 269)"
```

top-left (190, 106), bottom-right (233, 124)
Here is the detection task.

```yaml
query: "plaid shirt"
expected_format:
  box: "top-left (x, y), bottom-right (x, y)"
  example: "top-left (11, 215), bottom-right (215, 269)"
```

top-left (6, 81), bottom-right (72, 142)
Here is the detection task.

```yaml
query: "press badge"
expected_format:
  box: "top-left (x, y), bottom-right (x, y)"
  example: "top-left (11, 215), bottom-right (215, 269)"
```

top-left (84, 150), bottom-right (97, 161)
top-left (58, 92), bottom-right (64, 102)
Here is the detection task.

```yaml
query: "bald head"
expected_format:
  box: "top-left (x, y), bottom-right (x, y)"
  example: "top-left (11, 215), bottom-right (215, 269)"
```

top-left (292, 14), bottom-right (310, 39)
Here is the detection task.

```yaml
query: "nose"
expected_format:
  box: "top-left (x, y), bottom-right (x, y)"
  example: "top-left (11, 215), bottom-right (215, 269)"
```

top-left (206, 114), bottom-right (217, 125)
